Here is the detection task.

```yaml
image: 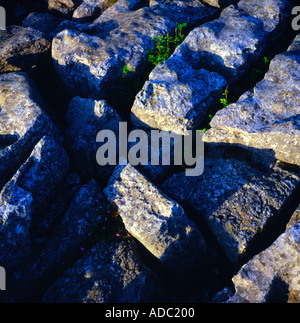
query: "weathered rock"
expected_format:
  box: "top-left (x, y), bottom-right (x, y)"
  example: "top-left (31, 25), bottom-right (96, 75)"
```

top-left (161, 156), bottom-right (300, 265)
top-left (0, 25), bottom-right (51, 73)
top-left (104, 163), bottom-right (208, 278)
top-left (31, 172), bottom-right (81, 244)
top-left (52, 0), bottom-right (217, 98)
top-left (237, 0), bottom-right (292, 32)
top-left (48, 0), bottom-right (83, 16)
top-left (204, 46), bottom-right (300, 167)
top-left (9, 179), bottom-right (106, 301)
top-left (65, 96), bottom-right (121, 181)
top-left (173, 0), bottom-right (292, 83)
top-left (42, 239), bottom-right (161, 303)
top-left (288, 33), bottom-right (300, 51)
top-left (72, 0), bottom-right (116, 22)
top-left (227, 222), bottom-right (300, 303)
top-left (22, 12), bottom-right (64, 38)
top-left (0, 136), bottom-right (69, 273)
top-left (131, 0), bottom-right (292, 133)
top-left (0, 72), bottom-right (61, 189)
top-left (131, 56), bottom-right (227, 134)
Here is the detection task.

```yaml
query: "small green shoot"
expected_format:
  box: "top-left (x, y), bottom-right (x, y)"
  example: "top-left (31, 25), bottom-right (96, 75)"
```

top-left (220, 87), bottom-right (230, 107)
top-left (122, 64), bottom-right (130, 77)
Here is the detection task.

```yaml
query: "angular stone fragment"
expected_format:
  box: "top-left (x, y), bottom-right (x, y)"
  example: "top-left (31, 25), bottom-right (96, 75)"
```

top-left (288, 34), bottom-right (300, 51)
top-left (173, 0), bottom-right (291, 83)
top-left (104, 164), bottom-right (208, 278)
top-left (131, 56), bottom-right (227, 134)
top-left (0, 136), bottom-right (69, 272)
top-left (227, 222), bottom-right (300, 303)
top-left (0, 25), bottom-right (51, 73)
top-left (131, 0), bottom-right (291, 133)
top-left (8, 179), bottom-right (106, 301)
top-left (162, 157), bottom-right (300, 264)
top-left (72, 0), bottom-right (115, 22)
top-left (65, 97), bottom-right (121, 180)
top-left (0, 72), bottom-right (61, 188)
top-left (52, 0), bottom-right (217, 98)
top-left (42, 239), bottom-right (160, 303)
top-left (48, 0), bottom-right (83, 16)
top-left (237, 0), bottom-right (291, 33)
top-left (204, 47), bottom-right (300, 167)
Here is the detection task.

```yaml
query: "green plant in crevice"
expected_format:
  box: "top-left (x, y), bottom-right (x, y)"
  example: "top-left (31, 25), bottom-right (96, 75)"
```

top-left (148, 22), bottom-right (188, 66)
top-left (122, 64), bottom-right (130, 77)
top-left (220, 87), bottom-right (230, 108)
top-left (201, 114), bottom-right (213, 133)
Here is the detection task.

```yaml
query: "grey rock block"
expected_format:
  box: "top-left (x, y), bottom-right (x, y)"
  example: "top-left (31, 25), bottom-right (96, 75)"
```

top-left (173, 0), bottom-right (291, 83)
top-left (288, 34), bottom-right (300, 51)
top-left (131, 56), bottom-right (227, 134)
top-left (131, 0), bottom-right (291, 134)
top-left (48, 0), bottom-right (83, 16)
top-left (0, 136), bottom-right (69, 272)
top-left (52, 0), bottom-right (217, 98)
top-left (0, 25), bottom-right (51, 73)
top-left (227, 222), bottom-right (300, 303)
top-left (65, 96), bottom-right (121, 181)
top-left (237, 0), bottom-right (292, 33)
top-left (204, 46), bottom-right (300, 167)
top-left (0, 72), bottom-right (62, 189)
top-left (72, 0), bottom-right (115, 22)
top-left (9, 179), bottom-right (106, 301)
top-left (42, 239), bottom-right (160, 303)
top-left (104, 163), bottom-right (208, 278)
top-left (161, 157), bottom-right (300, 264)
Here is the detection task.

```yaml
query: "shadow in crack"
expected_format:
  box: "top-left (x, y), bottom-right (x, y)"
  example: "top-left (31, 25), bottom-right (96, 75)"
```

top-left (265, 276), bottom-right (289, 303)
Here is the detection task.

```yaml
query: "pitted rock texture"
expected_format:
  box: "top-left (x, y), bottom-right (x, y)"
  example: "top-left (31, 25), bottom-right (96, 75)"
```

top-left (0, 72), bottom-right (61, 188)
top-left (0, 136), bottom-right (69, 272)
top-left (162, 156), bottom-right (300, 264)
top-left (72, 0), bottom-right (117, 22)
top-left (131, 0), bottom-right (292, 133)
top-left (204, 43), bottom-right (300, 167)
top-left (42, 239), bottom-right (162, 303)
top-left (131, 57), bottom-right (227, 134)
top-left (104, 163), bottom-right (208, 278)
top-left (227, 222), bottom-right (300, 303)
top-left (0, 25), bottom-right (50, 72)
top-left (52, 0), bottom-right (217, 98)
